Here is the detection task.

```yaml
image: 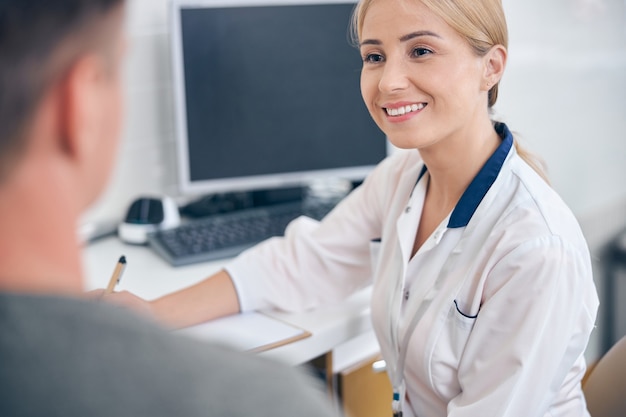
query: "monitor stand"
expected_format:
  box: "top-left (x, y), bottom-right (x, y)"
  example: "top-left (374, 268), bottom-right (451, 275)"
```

top-left (179, 187), bottom-right (305, 218)
top-left (180, 179), bottom-right (360, 219)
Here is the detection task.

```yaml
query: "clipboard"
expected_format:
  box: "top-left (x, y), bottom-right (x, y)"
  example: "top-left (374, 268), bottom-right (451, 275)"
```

top-left (176, 311), bottom-right (311, 353)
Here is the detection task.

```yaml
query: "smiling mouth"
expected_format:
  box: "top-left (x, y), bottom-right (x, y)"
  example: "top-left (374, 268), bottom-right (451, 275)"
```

top-left (384, 103), bottom-right (426, 117)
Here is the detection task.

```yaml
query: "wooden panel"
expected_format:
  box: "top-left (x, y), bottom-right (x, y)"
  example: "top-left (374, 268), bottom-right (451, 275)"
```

top-left (339, 355), bottom-right (392, 417)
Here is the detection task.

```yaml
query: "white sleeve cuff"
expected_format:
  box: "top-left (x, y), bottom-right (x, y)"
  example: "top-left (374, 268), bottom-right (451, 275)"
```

top-left (224, 247), bottom-right (274, 313)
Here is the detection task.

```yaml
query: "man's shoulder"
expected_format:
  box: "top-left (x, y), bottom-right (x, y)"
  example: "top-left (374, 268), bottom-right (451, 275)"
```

top-left (0, 292), bottom-right (287, 373)
top-left (0, 293), bottom-right (336, 417)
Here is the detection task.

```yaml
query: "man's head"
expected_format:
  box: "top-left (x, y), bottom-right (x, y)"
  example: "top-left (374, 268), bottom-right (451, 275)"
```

top-left (0, 0), bottom-right (126, 204)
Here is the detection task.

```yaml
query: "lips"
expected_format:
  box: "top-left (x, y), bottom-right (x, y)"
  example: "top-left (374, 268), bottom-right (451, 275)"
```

top-left (384, 103), bottom-right (426, 117)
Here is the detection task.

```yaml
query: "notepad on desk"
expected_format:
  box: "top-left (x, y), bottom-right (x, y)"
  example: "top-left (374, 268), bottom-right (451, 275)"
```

top-left (177, 312), bottom-right (311, 353)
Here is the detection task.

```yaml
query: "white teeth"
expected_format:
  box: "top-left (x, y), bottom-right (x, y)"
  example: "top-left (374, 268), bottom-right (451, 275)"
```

top-left (385, 103), bottom-right (425, 117)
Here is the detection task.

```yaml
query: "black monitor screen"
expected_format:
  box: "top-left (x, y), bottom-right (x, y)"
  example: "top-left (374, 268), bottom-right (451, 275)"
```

top-left (174, 1), bottom-right (387, 194)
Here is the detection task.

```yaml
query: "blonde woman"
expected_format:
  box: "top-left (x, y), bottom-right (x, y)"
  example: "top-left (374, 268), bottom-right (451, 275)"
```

top-left (105, 1), bottom-right (599, 415)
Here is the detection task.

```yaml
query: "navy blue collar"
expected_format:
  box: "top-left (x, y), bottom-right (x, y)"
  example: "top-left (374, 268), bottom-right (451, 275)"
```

top-left (416, 122), bottom-right (514, 228)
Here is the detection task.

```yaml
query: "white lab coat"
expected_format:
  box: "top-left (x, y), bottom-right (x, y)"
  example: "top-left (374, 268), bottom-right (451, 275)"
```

top-left (227, 124), bottom-right (599, 417)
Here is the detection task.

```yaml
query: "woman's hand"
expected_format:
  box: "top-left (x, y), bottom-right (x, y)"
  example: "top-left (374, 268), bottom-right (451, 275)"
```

top-left (86, 270), bottom-right (241, 329)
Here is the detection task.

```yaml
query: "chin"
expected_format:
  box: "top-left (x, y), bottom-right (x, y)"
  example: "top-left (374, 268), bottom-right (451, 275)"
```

top-left (387, 135), bottom-right (426, 150)
top-left (386, 126), bottom-right (445, 150)
top-left (82, 178), bottom-right (109, 212)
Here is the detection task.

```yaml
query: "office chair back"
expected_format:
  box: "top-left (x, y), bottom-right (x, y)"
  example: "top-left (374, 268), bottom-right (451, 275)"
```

top-left (583, 336), bottom-right (626, 417)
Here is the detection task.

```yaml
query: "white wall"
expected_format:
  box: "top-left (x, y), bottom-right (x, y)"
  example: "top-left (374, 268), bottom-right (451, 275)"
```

top-left (498, 0), bottom-right (626, 218)
top-left (85, 0), bottom-right (626, 358)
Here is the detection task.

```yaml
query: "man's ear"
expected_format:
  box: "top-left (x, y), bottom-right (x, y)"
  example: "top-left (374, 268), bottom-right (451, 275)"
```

top-left (481, 45), bottom-right (507, 91)
top-left (57, 53), bottom-right (107, 163)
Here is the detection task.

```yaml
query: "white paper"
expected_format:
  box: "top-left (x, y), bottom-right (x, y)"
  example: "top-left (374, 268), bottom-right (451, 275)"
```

top-left (176, 312), bottom-right (308, 352)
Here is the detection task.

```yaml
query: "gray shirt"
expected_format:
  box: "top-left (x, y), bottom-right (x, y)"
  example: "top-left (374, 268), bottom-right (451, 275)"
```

top-left (0, 293), bottom-right (337, 417)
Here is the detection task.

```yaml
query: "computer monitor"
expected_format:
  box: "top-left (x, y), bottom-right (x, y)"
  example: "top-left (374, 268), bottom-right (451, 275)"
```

top-left (169, 0), bottom-right (388, 197)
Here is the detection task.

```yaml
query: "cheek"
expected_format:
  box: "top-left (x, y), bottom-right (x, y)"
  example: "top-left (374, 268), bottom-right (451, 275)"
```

top-left (360, 71), bottom-right (379, 114)
top-left (448, 60), bottom-right (486, 101)
top-left (107, 76), bottom-right (124, 141)
top-left (105, 86), bottom-right (123, 171)
top-left (111, 88), bottom-right (123, 144)
top-left (95, 83), bottom-right (123, 189)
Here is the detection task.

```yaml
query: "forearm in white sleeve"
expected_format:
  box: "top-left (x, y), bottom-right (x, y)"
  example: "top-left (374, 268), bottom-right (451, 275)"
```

top-left (224, 189), bottom-right (380, 313)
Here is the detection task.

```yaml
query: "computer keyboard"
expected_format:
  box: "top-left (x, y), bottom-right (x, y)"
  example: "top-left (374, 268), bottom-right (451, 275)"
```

top-left (147, 200), bottom-right (336, 266)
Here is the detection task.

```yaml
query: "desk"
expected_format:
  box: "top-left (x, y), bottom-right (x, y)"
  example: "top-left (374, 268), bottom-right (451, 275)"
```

top-left (81, 236), bottom-right (373, 366)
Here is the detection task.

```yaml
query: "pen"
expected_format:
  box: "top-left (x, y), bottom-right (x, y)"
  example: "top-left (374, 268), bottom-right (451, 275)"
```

top-left (105, 255), bottom-right (126, 294)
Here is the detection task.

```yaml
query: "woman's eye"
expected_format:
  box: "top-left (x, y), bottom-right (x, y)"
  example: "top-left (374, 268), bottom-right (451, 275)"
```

top-left (363, 53), bottom-right (384, 63)
top-left (411, 47), bottom-right (433, 58)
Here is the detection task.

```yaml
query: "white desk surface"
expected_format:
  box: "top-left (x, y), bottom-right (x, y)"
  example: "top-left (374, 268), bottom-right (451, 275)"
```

top-left (81, 236), bottom-right (373, 366)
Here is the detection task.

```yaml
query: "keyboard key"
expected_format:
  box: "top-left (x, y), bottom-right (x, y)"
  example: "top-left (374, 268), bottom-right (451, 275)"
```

top-left (147, 200), bottom-right (335, 266)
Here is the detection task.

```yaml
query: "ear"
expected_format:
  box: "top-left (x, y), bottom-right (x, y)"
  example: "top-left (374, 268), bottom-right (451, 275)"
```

top-left (57, 53), bottom-right (108, 164)
top-left (481, 45), bottom-right (507, 91)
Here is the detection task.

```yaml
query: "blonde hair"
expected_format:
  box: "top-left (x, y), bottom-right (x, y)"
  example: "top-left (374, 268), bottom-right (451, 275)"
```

top-left (351, 0), bottom-right (549, 182)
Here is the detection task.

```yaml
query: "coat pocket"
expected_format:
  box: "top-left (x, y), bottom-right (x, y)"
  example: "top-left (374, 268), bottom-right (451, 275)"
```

top-left (429, 301), bottom-right (478, 399)
top-left (369, 238), bottom-right (382, 274)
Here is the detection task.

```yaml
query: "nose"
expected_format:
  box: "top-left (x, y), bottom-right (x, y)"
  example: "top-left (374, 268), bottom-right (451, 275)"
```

top-left (378, 56), bottom-right (410, 93)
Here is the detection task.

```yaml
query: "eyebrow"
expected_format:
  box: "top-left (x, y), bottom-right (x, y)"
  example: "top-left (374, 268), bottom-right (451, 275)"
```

top-left (359, 30), bottom-right (442, 47)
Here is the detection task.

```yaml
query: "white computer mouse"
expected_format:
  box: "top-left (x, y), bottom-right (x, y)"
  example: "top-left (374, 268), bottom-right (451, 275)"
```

top-left (118, 196), bottom-right (180, 244)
